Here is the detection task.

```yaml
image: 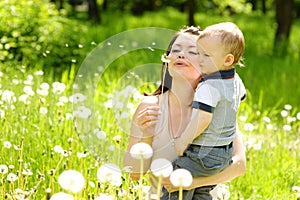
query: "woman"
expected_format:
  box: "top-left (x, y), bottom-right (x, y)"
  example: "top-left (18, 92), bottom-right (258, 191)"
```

top-left (123, 26), bottom-right (246, 199)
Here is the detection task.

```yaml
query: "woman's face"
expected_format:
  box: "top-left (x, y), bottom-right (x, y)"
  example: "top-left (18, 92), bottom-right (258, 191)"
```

top-left (167, 33), bottom-right (202, 87)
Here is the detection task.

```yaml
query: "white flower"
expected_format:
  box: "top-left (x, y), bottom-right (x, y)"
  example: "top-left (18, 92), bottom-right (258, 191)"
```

top-left (73, 106), bottom-right (91, 119)
top-left (4, 141), bottom-right (11, 149)
top-left (104, 99), bottom-right (113, 108)
top-left (150, 158), bottom-right (173, 178)
top-left (0, 110), bottom-right (4, 118)
top-left (297, 112), bottom-right (300, 120)
top-left (40, 107), bottom-right (48, 115)
top-left (170, 169), bottom-right (192, 187)
top-left (58, 170), bottom-right (85, 194)
top-left (34, 70), bottom-right (44, 76)
top-left (130, 142), bottom-right (153, 159)
top-left (280, 110), bottom-right (288, 118)
top-left (97, 163), bottom-right (122, 186)
top-left (262, 116), bottom-right (271, 123)
top-left (210, 184), bottom-right (230, 200)
top-left (66, 113), bottom-right (73, 120)
top-left (36, 88), bottom-right (49, 96)
top-left (69, 93), bottom-right (86, 104)
top-left (1, 90), bottom-right (16, 103)
top-left (52, 82), bottom-right (66, 94)
top-left (23, 86), bottom-right (35, 96)
top-left (292, 185), bottom-right (300, 193)
top-left (59, 96), bottom-right (69, 103)
top-left (18, 94), bottom-right (30, 104)
top-left (7, 172), bottom-right (18, 182)
top-left (284, 104), bottom-right (292, 110)
top-left (244, 123), bottom-right (254, 132)
top-left (53, 145), bottom-right (64, 154)
top-left (0, 164), bottom-right (8, 174)
top-left (95, 194), bottom-right (114, 200)
top-left (283, 124), bottom-right (292, 131)
top-left (94, 129), bottom-right (106, 139)
top-left (50, 192), bottom-right (74, 200)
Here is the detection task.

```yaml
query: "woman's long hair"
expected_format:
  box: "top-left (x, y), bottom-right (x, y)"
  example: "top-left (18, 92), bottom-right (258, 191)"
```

top-left (146, 26), bottom-right (201, 96)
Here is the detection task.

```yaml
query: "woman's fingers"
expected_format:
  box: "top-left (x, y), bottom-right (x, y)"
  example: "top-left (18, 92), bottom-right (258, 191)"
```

top-left (137, 106), bottom-right (160, 126)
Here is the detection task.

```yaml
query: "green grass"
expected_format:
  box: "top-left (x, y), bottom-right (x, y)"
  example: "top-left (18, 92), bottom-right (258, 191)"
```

top-left (0, 8), bottom-right (300, 199)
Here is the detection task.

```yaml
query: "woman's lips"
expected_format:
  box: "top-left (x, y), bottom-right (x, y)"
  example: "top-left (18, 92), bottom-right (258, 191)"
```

top-left (174, 60), bottom-right (189, 67)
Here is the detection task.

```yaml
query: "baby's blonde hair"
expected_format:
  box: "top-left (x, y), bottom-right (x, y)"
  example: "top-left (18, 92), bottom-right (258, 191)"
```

top-left (198, 22), bottom-right (245, 67)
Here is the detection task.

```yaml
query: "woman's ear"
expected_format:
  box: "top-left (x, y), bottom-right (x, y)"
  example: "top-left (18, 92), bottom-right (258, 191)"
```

top-left (224, 54), bottom-right (234, 67)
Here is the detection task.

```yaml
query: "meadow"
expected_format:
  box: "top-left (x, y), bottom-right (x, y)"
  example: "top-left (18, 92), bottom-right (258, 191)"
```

top-left (0, 8), bottom-right (300, 199)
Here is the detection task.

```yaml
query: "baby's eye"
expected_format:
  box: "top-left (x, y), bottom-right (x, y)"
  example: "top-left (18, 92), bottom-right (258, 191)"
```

top-left (189, 51), bottom-right (199, 55)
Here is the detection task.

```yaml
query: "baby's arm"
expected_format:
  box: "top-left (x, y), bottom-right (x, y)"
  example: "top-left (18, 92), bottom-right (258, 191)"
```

top-left (174, 109), bottom-right (212, 155)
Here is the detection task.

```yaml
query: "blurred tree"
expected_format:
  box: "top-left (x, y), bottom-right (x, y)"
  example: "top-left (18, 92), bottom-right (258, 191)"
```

top-left (87, 0), bottom-right (101, 23)
top-left (187, 0), bottom-right (196, 25)
top-left (274, 0), bottom-right (294, 55)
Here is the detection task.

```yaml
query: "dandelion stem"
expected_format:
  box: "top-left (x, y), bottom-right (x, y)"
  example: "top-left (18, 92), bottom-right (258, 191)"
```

top-left (138, 156), bottom-right (144, 200)
top-left (159, 63), bottom-right (167, 107)
top-left (179, 186), bottom-right (183, 200)
top-left (156, 175), bottom-right (162, 200)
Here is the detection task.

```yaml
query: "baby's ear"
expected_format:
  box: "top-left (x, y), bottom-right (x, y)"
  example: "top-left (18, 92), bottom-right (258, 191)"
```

top-left (224, 54), bottom-right (234, 67)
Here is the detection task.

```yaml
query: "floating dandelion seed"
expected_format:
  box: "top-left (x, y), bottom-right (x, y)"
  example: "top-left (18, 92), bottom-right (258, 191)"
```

top-left (50, 192), bottom-right (74, 200)
top-left (58, 170), bottom-right (85, 194)
top-left (97, 163), bottom-right (122, 186)
top-left (161, 54), bottom-right (170, 63)
top-left (130, 142), bottom-right (153, 159)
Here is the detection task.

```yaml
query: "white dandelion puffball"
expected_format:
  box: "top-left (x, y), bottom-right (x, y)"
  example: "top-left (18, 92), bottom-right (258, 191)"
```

top-left (97, 163), bottom-right (122, 186)
top-left (58, 170), bottom-right (85, 194)
top-left (170, 169), bottom-right (193, 187)
top-left (130, 142), bottom-right (153, 159)
top-left (50, 192), bottom-right (74, 200)
top-left (150, 158), bottom-right (173, 178)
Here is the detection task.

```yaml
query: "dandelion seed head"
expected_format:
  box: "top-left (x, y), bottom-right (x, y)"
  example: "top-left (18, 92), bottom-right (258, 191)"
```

top-left (50, 192), bottom-right (74, 200)
top-left (4, 141), bottom-right (11, 149)
top-left (280, 110), bottom-right (288, 118)
top-left (130, 142), bottom-right (153, 159)
top-left (95, 193), bottom-right (114, 200)
top-left (244, 123), bottom-right (254, 132)
top-left (53, 145), bottom-right (64, 154)
top-left (73, 106), bottom-right (91, 119)
top-left (7, 172), bottom-right (18, 182)
top-left (150, 158), bottom-right (173, 178)
top-left (170, 169), bottom-right (192, 187)
top-left (39, 107), bottom-right (48, 115)
top-left (58, 170), bottom-right (85, 194)
top-left (284, 104), bottom-right (292, 110)
top-left (283, 124), bottom-right (292, 131)
top-left (97, 163), bottom-right (122, 186)
top-left (0, 164), bottom-right (8, 174)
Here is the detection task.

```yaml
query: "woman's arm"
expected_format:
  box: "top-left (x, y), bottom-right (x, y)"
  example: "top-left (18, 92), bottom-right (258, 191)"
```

top-left (163, 128), bottom-right (246, 191)
top-left (123, 96), bottom-right (160, 180)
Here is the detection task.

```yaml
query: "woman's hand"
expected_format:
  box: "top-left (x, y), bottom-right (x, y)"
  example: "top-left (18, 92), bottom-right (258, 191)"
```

top-left (134, 100), bottom-right (160, 137)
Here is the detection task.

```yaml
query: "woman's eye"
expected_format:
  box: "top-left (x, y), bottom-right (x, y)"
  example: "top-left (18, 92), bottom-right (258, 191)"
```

top-left (171, 49), bottom-right (180, 53)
